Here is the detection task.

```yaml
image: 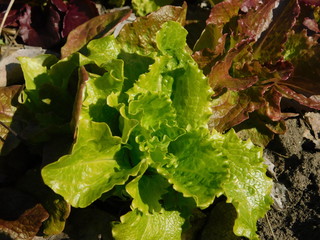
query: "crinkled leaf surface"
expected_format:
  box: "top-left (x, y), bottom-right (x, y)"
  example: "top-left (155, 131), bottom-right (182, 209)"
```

top-left (83, 36), bottom-right (121, 66)
top-left (221, 130), bottom-right (273, 239)
top-left (208, 39), bottom-right (258, 94)
top-left (132, 0), bottom-right (174, 16)
top-left (125, 22), bottom-right (228, 209)
top-left (161, 187), bottom-right (197, 226)
top-left (238, 0), bottom-right (278, 41)
top-left (112, 209), bottom-right (184, 240)
top-left (158, 129), bottom-right (228, 209)
top-left (41, 60), bottom-right (146, 207)
top-left (281, 30), bottom-right (320, 109)
top-left (18, 54), bottom-right (58, 91)
top-left (206, 0), bottom-right (242, 25)
top-left (251, 0), bottom-right (300, 63)
top-left (209, 85), bottom-right (266, 132)
top-left (116, 3), bottom-right (186, 54)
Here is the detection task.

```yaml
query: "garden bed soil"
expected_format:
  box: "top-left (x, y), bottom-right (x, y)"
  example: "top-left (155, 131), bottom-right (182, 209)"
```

top-left (257, 114), bottom-right (320, 240)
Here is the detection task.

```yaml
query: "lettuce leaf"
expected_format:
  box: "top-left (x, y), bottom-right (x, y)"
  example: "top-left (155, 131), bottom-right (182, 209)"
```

top-left (126, 173), bottom-right (170, 214)
top-left (42, 66), bottom-right (147, 207)
top-left (157, 129), bottom-right (228, 208)
top-left (112, 209), bottom-right (184, 240)
top-left (132, 0), bottom-right (174, 16)
top-left (221, 129), bottom-right (273, 239)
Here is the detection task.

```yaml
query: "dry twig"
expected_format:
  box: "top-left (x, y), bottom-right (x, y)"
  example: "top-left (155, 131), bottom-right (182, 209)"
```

top-left (0, 0), bottom-right (16, 36)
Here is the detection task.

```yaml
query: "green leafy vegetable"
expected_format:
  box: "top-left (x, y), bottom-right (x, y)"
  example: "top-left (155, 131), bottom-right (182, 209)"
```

top-left (112, 209), bottom-right (184, 240)
top-left (221, 129), bottom-right (273, 239)
top-left (126, 174), bottom-right (170, 214)
top-left (38, 18), bottom-right (272, 239)
top-left (132, 0), bottom-right (174, 16)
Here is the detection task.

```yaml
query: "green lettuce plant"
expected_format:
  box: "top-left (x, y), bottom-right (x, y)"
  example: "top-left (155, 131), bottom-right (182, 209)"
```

top-left (1, 4), bottom-right (274, 240)
top-left (38, 21), bottom-right (272, 239)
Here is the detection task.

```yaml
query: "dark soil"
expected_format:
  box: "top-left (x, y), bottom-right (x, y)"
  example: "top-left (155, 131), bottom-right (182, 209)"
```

top-left (257, 116), bottom-right (320, 240)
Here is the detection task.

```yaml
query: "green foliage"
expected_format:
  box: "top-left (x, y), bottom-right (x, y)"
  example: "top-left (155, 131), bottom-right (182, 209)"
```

top-left (39, 20), bottom-right (272, 239)
top-left (132, 0), bottom-right (174, 16)
top-left (0, 3), bottom-right (276, 240)
top-left (112, 209), bottom-right (184, 240)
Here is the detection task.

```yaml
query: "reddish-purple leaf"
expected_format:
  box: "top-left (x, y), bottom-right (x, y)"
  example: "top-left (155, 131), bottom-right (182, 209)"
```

top-left (262, 87), bottom-right (283, 121)
top-left (209, 85), bottom-right (267, 132)
top-left (259, 86), bottom-right (298, 121)
top-left (192, 46), bottom-right (225, 75)
top-left (51, 0), bottom-right (68, 12)
top-left (61, 8), bottom-right (132, 58)
top-left (283, 30), bottom-right (320, 99)
top-left (193, 0), bottom-right (320, 146)
top-left (207, 0), bottom-right (242, 25)
top-left (276, 84), bottom-right (320, 110)
top-left (303, 17), bottom-right (320, 32)
top-left (238, 0), bottom-right (279, 40)
top-left (251, 0), bottom-right (300, 63)
top-left (208, 38), bottom-right (258, 94)
top-left (241, 0), bottom-right (261, 12)
top-left (0, 204), bottom-right (49, 240)
top-left (16, 171), bottom-right (71, 235)
top-left (18, 4), bottom-right (61, 48)
top-left (62, 0), bottom-right (99, 38)
top-left (0, 9), bottom-right (19, 27)
top-left (299, 0), bottom-right (320, 6)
